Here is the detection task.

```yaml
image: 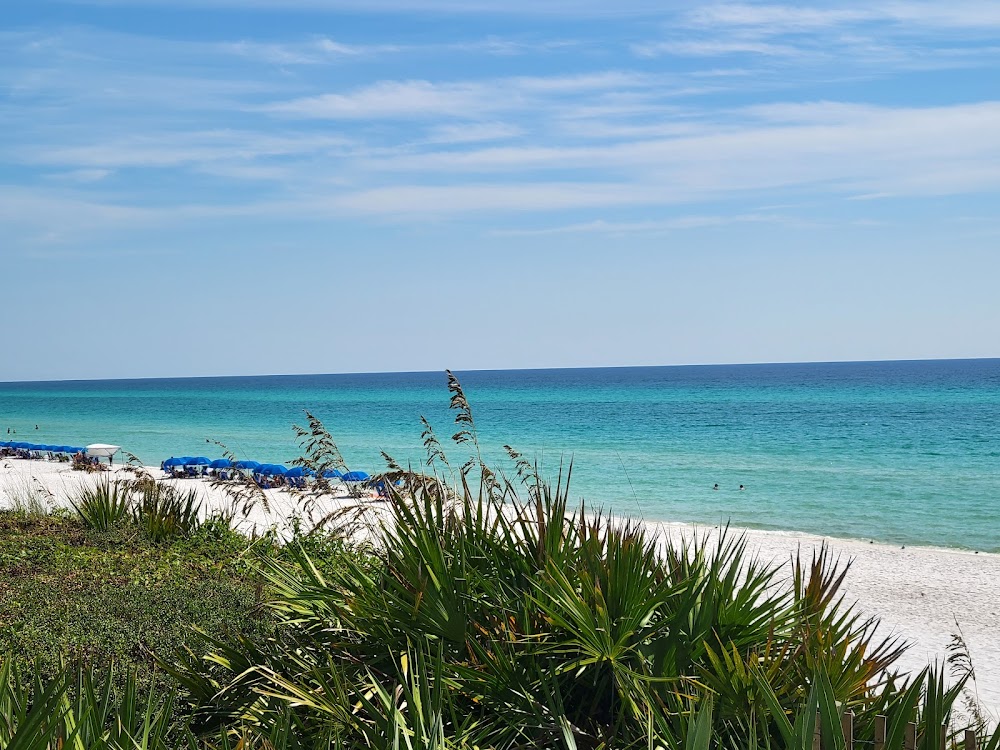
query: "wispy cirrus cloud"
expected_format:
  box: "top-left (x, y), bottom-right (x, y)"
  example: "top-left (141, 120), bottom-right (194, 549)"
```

top-left (633, 40), bottom-right (805, 58)
top-left (684, 3), bottom-right (1000, 32)
top-left (219, 38), bottom-right (395, 64)
top-left (492, 212), bottom-right (795, 235)
top-left (262, 72), bottom-right (660, 119)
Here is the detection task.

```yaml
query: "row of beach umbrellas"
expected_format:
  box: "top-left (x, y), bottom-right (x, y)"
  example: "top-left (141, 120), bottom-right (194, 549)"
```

top-left (161, 456), bottom-right (370, 482)
top-left (0, 441), bottom-right (87, 453)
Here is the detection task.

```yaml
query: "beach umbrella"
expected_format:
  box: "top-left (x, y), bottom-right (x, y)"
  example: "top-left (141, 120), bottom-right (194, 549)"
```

top-left (163, 457), bottom-right (185, 468)
top-left (285, 467), bottom-right (316, 478)
top-left (0, 442), bottom-right (9, 448)
top-left (187, 457), bottom-right (211, 466)
top-left (67, 447), bottom-right (85, 454)
top-left (209, 458), bottom-right (233, 469)
top-left (55, 446), bottom-right (74, 453)
top-left (321, 469), bottom-right (343, 479)
top-left (259, 464), bottom-right (288, 476)
top-left (235, 460), bottom-right (261, 470)
top-left (12, 442), bottom-right (31, 449)
top-left (341, 471), bottom-right (370, 482)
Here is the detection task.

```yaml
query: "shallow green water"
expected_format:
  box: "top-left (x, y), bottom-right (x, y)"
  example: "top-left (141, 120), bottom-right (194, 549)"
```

top-left (2, 360), bottom-right (998, 551)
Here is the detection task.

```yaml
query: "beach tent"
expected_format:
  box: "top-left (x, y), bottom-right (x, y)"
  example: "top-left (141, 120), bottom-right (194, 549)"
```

top-left (86, 444), bottom-right (120, 457)
top-left (209, 458), bottom-right (233, 469)
top-left (341, 471), bottom-right (370, 482)
top-left (85, 444), bottom-right (121, 464)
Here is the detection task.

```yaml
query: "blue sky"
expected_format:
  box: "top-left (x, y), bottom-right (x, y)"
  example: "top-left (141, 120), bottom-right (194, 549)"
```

top-left (2, 0), bottom-right (999, 380)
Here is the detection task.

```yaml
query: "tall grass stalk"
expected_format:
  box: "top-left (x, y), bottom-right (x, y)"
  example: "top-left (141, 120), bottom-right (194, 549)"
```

top-left (0, 474), bottom-right (53, 517)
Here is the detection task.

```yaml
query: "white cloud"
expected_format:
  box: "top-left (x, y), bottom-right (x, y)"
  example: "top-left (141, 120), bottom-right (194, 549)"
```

top-left (424, 122), bottom-right (524, 143)
top-left (341, 101), bottom-right (1000, 212)
top-left (685, 2), bottom-right (1000, 32)
top-left (264, 80), bottom-right (497, 119)
top-left (59, 0), bottom-right (673, 15)
top-left (633, 40), bottom-right (805, 58)
top-left (493, 213), bottom-right (791, 235)
top-left (263, 72), bottom-right (658, 119)
top-left (46, 168), bottom-right (114, 183)
top-left (220, 38), bottom-right (375, 64)
top-left (20, 131), bottom-right (351, 169)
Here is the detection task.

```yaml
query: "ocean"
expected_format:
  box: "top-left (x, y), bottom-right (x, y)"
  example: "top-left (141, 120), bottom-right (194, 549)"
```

top-left (1, 359), bottom-right (998, 551)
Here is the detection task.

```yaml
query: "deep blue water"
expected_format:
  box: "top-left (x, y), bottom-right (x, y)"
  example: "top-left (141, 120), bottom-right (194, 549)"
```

top-left (2, 359), bottom-right (998, 551)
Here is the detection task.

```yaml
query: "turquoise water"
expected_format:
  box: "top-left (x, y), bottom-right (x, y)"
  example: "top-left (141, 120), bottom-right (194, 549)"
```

top-left (1, 360), bottom-right (998, 551)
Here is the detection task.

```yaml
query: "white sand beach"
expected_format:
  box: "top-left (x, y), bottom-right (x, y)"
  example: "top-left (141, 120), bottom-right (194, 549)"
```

top-left (2, 457), bottom-right (997, 720)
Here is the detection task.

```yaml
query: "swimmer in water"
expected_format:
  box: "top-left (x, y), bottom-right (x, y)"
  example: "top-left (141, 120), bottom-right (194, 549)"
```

top-left (713, 483), bottom-right (719, 490)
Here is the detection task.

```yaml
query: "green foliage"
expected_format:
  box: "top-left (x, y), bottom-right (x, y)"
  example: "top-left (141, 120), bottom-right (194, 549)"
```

top-left (0, 513), bottom-right (270, 707)
top-left (133, 481), bottom-right (202, 543)
top-left (72, 479), bottom-right (133, 531)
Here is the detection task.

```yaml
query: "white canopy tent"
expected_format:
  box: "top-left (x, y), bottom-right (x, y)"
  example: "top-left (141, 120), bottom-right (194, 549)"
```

top-left (85, 443), bottom-right (121, 464)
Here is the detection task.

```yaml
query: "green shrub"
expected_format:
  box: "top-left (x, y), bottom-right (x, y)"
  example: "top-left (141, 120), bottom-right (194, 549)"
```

top-left (135, 482), bottom-right (202, 543)
top-left (72, 478), bottom-right (133, 530)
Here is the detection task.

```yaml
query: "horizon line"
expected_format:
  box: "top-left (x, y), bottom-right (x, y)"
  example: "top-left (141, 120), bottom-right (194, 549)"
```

top-left (2, 356), bottom-right (998, 386)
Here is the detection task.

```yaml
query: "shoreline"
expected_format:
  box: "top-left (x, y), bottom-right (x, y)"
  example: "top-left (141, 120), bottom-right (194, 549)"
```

top-left (2, 456), bottom-right (998, 720)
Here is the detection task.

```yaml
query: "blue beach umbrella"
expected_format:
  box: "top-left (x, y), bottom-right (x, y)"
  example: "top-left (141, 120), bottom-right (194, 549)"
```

top-left (55, 446), bottom-right (73, 453)
top-left (321, 469), bottom-right (343, 479)
top-left (285, 467), bottom-right (316, 478)
top-left (259, 464), bottom-right (288, 476)
top-left (67, 447), bottom-right (85, 454)
top-left (0, 442), bottom-right (10, 448)
top-left (12, 442), bottom-right (31, 449)
top-left (163, 457), bottom-right (185, 467)
top-left (341, 471), bottom-right (370, 482)
top-left (209, 458), bottom-right (233, 469)
top-left (187, 457), bottom-right (211, 466)
top-left (235, 460), bottom-right (261, 470)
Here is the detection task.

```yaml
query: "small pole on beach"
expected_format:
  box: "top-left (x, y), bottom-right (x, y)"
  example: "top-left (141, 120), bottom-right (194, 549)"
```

top-left (904, 722), bottom-right (917, 750)
top-left (965, 729), bottom-right (978, 750)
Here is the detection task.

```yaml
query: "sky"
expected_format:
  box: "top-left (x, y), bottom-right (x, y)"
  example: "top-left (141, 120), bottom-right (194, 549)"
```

top-left (2, 0), bottom-right (999, 381)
